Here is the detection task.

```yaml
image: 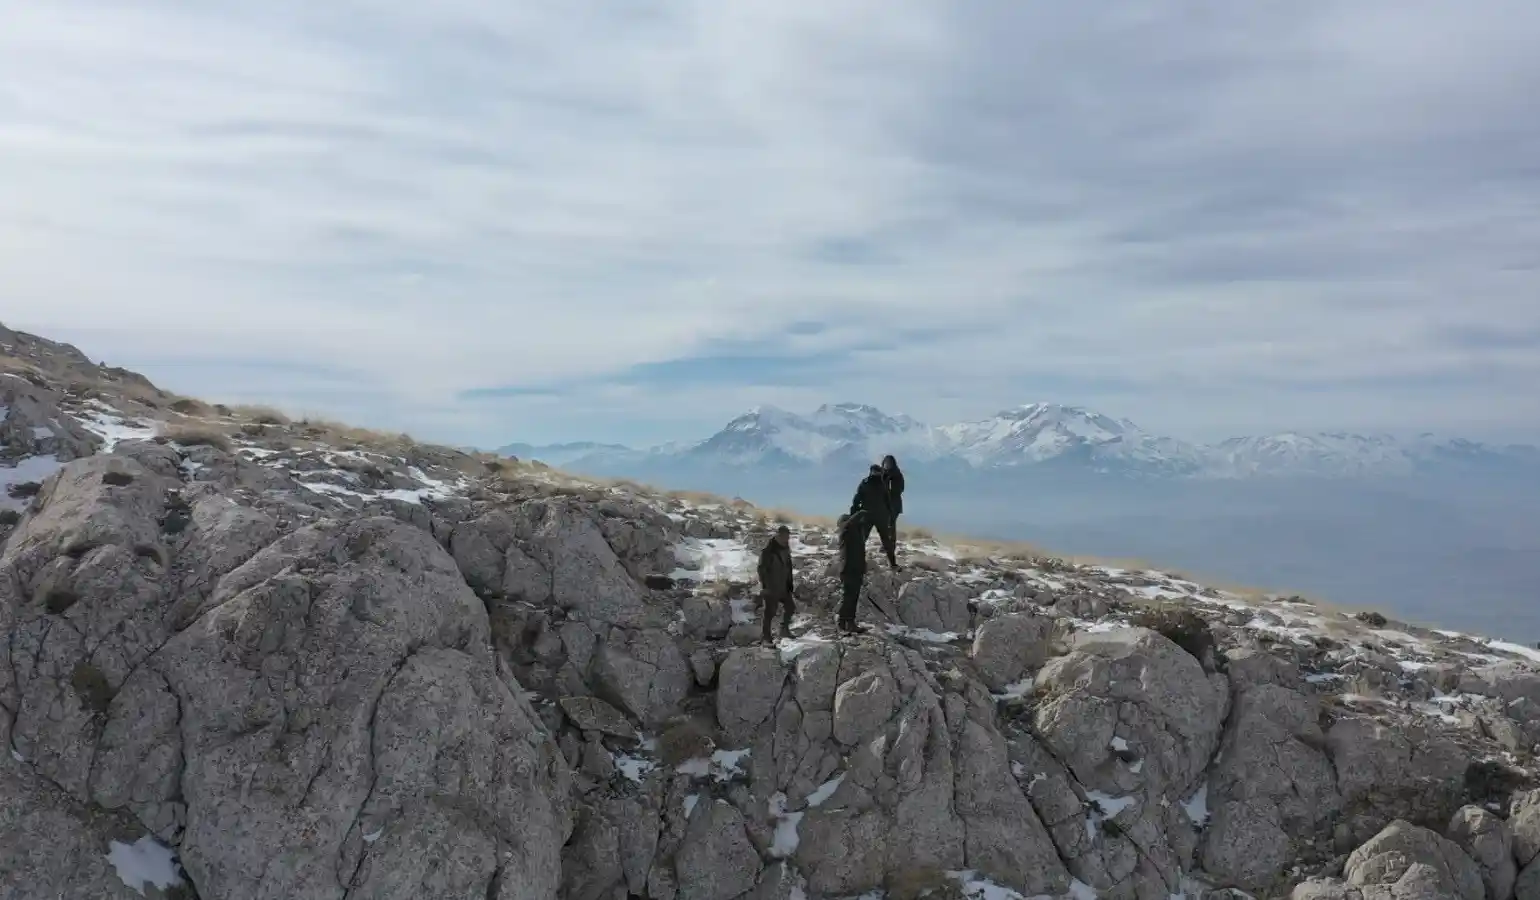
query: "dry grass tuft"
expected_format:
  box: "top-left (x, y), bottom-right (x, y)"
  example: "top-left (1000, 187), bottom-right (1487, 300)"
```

top-left (161, 423), bottom-right (233, 452)
top-left (886, 867), bottom-right (964, 900)
top-left (665, 488), bottom-right (723, 506)
top-left (167, 397), bottom-right (209, 416)
top-left (231, 405), bottom-right (290, 425)
top-left (295, 418), bottom-right (415, 451)
top-left (656, 717), bottom-right (719, 765)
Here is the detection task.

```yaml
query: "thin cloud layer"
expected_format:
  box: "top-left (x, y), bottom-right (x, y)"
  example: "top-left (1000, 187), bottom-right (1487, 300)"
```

top-left (2, 0), bottom-right (1537, 447)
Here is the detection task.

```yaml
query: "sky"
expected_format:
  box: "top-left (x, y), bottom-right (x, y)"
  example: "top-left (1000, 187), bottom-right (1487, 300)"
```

top-left (3, 1), bottom-right (1539, 449)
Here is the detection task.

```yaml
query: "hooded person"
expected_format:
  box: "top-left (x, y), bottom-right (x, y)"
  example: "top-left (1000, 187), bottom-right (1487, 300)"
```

top-left (881, 454), bottom-right (905, 529)
top-left (756, 525), bottom-right (796, 644)
top-left (835, 511), bottom-right (870, 633)
top-left (851, 463), bottom-right (899, 569)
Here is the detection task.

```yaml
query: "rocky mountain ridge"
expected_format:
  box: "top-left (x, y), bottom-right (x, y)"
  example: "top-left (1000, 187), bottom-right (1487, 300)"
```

top-left (502, 402), bottom-right (1540, 479)
top-left (5, 322), bottom-right (1540, 900)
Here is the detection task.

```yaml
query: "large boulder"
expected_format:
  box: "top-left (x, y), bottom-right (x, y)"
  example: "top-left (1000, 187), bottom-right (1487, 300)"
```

top-left (2, 471), bottom-right (575, 900)
top-left (675, 800), bottom-right (762, 900)
top-left (1446, 806), bottom-right (1516, 900)
top-left (1344, 820), bottom-right (1484, 900)
top-left (1034, 627), bottom-right (1229, 799)
top-left (970, 611), bottom-right (1055, 691)
top-left (1327, 718), bottom-right (1468, 847)
top-left (1202, 683), bottom-right (1341, 891)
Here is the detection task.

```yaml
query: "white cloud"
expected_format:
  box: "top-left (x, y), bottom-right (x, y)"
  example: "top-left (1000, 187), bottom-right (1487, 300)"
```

top-left (1, 1), bottom-right (1538, 447)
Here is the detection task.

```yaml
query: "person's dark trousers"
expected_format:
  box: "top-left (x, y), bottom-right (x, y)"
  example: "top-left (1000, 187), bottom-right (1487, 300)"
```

top-left (761, 591), bottom-right (795, 642)
top-left (839, 576), bottom-right (862, 624)
top-left (877, 519), bottom-right (898, 567)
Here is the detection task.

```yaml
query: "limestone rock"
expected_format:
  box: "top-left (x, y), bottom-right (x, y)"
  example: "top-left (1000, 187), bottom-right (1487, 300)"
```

top-left (833, 669), bottom-right (898, 746)
top-left (1446, 806), bottom-right (1516, 900)
top-left (560, 696), bottom-right (638, 740)
top-left (1345, 820), bottom-right (1484, 900)
top-left (970, 611), bottom-right (1054, 691)
top-left (675, 799), bottom-right (762, 900)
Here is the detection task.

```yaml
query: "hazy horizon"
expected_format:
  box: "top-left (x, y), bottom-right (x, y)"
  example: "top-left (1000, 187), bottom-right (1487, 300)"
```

top-left (4, 3), bottom-right (1540, 449)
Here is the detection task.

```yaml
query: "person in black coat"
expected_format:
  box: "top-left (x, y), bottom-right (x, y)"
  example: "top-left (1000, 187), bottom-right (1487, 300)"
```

top-left (756, 525), bottom-right (796, 644)
top-left (850, 463), bottom-right (898, 569)
top-left (834, 511), bottom-right (870, 633)
top-left (880, 454), bottom-right (905, 530)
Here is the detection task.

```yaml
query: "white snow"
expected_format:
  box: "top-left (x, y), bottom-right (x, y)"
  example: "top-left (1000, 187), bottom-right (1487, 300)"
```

top-left (768, 793), bottom-right (804, 858)
top-left (1485, 640), bottom-right (1540, 664)
top-left (1069, 878), bottom-right (1101, 900)
top-left (106, 835), bottom-right (184, 896)
top-left (1110, 737), bottom-right (1130, 752)
top-left (806, 774), bottom-right (845, 808)
top-left (1304, 672), bottom-right (1343, 684)
top-left (31, 425), bottom-right (53, 440)
top-left (362, 828), bottom-right (383, 844)
top-left (377, 467), bottom-right (463, 504)
top-left (1182, 782), bottom-right (1210, 825)
top-left (683, 794), bottom-right (700, 817)
top-left (9, 748), bottom-right (23, 762)
top-left (779, 631), bottom-right (834, 662)
top-left (614, 754), bottom-right (657, 783)
top-left (729, 595), bottom-right (756, 625)
top-left (883, 623), bottom-right (960, 643)
top-left (75, 410), bottom-right (159, 450)
top-left (1, 454), bottom-right (62, 510)
top-left (992, 676), bottom-right (1036, 701)
top-left (948, 869), bottom-right (1026, 900)
top-left (1087, 791), bottom-right (1138, 818)
top-left (670, 538), bottom-right (754, 582)
top-left (677, 748), bottom-right (751, 782)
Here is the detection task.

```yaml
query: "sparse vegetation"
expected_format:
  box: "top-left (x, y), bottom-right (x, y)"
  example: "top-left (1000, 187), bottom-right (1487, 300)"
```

top-left (161, 424), bottom-right (234, 452)
top-left (657, 717), bottom-right (717, 765)
top-left (0, 509), bottom-right (20, 527)
top-left (168, 398), bottom-right (208, 415)
top-left (232, 405), bottom-right (290, 426)
top-left (1131, 603), bottom-right (1219, 670)
top-left (886, 867), bottom-right (964, 900)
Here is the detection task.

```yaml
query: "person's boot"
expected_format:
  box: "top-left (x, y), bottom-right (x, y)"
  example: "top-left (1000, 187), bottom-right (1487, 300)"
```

top-left (779, 619), bottom-right (794, 640)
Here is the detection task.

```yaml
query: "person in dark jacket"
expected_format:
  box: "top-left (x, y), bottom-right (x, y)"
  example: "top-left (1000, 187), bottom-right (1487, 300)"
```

top-left (756, 525), bottom-right (796, 644)
top-left (835, 511), bottom-right (869, 633)
top-left (881, 454), bottom-right (905, 530)
top-left (851, 463), bottom-right (898, 569)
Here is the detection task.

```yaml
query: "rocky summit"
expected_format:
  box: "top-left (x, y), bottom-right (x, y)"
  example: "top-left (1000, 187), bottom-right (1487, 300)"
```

top-left (4, 323), bottom-right (1540, 900)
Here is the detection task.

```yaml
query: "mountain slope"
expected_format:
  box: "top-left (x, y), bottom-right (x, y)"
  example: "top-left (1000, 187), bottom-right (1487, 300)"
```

top-left (5, 320), bottom-right (1540, 899)
top-left (503, 401), bottom-right (1538, 480)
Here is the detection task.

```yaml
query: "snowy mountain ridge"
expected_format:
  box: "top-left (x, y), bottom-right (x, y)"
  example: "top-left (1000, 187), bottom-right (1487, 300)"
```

top-left (501, 401), bottom-right (1540, 479)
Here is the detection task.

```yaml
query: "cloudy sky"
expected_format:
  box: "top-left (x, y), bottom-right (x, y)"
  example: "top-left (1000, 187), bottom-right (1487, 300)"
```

top-left (3, 1), bottom-right (1539, 448)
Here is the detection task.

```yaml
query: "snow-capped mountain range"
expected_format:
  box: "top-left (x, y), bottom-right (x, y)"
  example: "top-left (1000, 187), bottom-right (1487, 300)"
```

top-left (500, 402), bottom-right (1540, 480)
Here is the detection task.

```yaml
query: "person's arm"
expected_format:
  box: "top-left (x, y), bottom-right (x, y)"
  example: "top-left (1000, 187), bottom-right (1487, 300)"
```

top-left (850, 483), bottom-right (864, 514)
top-left (893, 469), bottom-right (905, 494)
top-left (757, 546), bottom-right (771, 587)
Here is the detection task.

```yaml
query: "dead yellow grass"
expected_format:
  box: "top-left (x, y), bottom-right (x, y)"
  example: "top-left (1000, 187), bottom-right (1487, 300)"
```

top-left (295, 417), bottom-right (415, 451)
top-left (230, 405), bottom-right (291, 425)
top-left (160, 423), bottom-right (233, 452)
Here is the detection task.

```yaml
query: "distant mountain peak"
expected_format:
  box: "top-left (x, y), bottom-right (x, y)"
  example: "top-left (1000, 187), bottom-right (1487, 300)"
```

top-left (500, 400), bottom-right (1540, 480)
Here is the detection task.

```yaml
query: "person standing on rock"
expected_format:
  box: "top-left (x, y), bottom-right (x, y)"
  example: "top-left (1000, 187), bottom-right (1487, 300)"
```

top-left (850, 463), bottom-right (898, 570)
top-left (880, 453), bottom-right (905, 531)
top-left (757, 525), bottom-right (796, 644)
top-left (836, 511), bottom-right (870, 634)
